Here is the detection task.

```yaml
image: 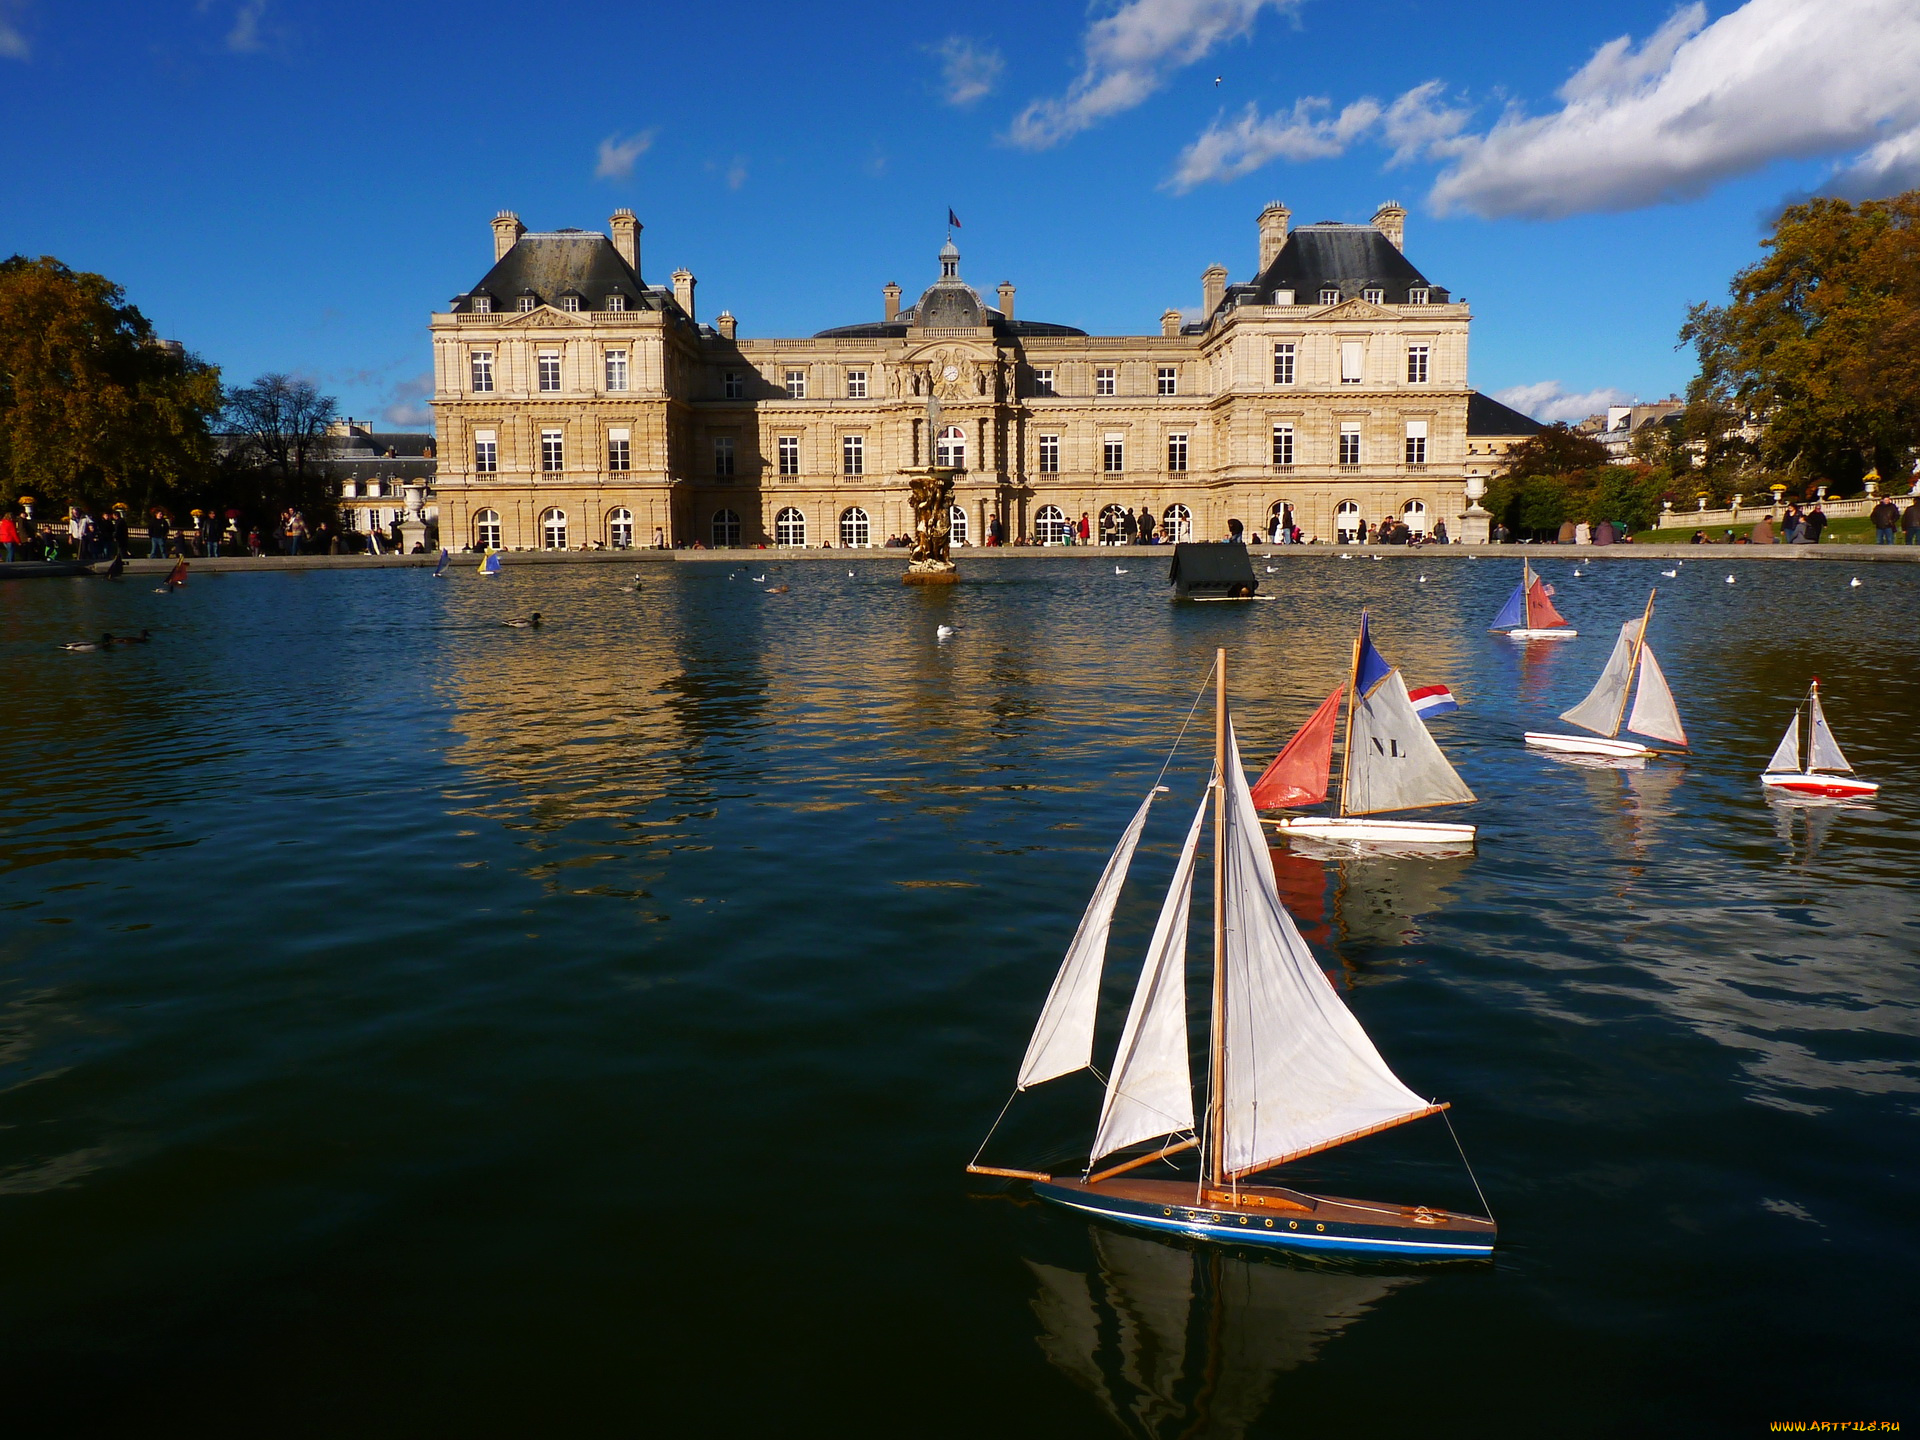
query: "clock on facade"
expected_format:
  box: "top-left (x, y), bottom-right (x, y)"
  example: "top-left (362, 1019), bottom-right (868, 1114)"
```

top-left (942, 365), bottom-right (959, 381)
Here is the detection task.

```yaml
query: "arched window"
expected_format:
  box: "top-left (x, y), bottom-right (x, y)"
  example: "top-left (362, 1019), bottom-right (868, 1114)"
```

top-left (474, 509), bottom-right (501, 550)
top-left (712, 509), bottom-right (742, 547)
top-left (541, 508), bottom-right (569, 550)
top-left (1035, 504), bottom-right (1070, 545)
top-left (1098, 503), bottom-right (1130, 544)
top-left (774, 506), bottom-right (807, 547)
top-left (1335, 500), bottom-right (1362, 540)
top-left (608, 507), bottom-right (634, 549)
top-left (948, 504), bottom-right (969, 547)
top-left (1401, 499), bottom-right (1428, 533)
top-left (936, 424), bottom-right (966, 469)
top-left (1161, 504), bottom-right (1193, 542)
top-left (840, 506), bottom-right (872, 548)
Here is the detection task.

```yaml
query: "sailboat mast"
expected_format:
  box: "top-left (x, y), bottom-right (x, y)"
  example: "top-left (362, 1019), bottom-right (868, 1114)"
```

top-left (1337, 621), bottom-right (1362, 818)
top-left (1207, 648), bottom-right (1228, 1192)
top-left (1523, 559), bottom-right (1534, 630)
top-left (1610, 589), bottom-right (1658, 738)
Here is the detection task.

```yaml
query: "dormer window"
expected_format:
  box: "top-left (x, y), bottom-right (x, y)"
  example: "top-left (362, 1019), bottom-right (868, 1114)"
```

top-left (561, 294), bottom-right (581, 313)
top-left (1363, 287), bottom-right (1384, 305)
top-left (471, 293), bottom-right (493, 314)
top-left (1408, 287), bottom-right (1430, 305)
top-left (1320, 288), bottom-right (1340, 305)
top-left (518, 293), bottom-right (538, 312)
top-left (606, 293), bottom-right (627, 312)
top-left (1272, 289), bottom-right (1294, 306)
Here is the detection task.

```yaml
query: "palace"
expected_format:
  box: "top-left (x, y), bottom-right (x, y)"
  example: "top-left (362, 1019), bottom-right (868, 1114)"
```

top-left (428, 204), bottom-right (1538, 550)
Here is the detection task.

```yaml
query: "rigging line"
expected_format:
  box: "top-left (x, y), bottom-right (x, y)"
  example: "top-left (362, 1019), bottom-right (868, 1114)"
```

top-left (967, 1087), bottom-right (1023, 1172)
top-left (1152, 657), bottom-right (1217, 791)
top-left (1441, 1105), bottom-right (1496, 1225)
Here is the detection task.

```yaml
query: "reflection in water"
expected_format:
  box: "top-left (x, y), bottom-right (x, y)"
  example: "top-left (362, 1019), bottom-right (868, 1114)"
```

top-left (1766, 791), bottom-right (1871, 867)
top-left (1028, 1227), bottom-right (1413, 1438)
top-left (1331, 851), bottom-right (1474, 953)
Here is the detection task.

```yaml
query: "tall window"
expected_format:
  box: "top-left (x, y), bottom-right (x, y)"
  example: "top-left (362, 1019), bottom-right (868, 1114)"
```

top-left (1161, 504), bottom-right (1192, 542)
top-left (936, 424), bottom-right (965, 469)
top-left (839, 507), bottom-right (871, 548)
top-left (538, 350), bottom-right (561, 392)
top-left (1406, 345), bottom-right (1429, 383)
top-left (778, 435), bottom-right (800, 475)
top-left (1271, 424), bottom-right (1294, 467)
top-left (712, 509), bottom-right (742, 547)
top-left (541, 428), bottom-right (564, 472)
top-left (949, 505), bottom-right (969, 547)
top-left (1404, 420), bottom-right (1428, 465)
top-left (785, 369), bottom-right (806, 400)
top-left (1035, 504), bottom-right (1070, 545)
top-left (714, 435), bottom-right (736, 477)
top-left (470, 351), bottom-right (494, 392)
top-left (606, 349), bottom-right (629, 391)
top-left (1157, 367), bottom-right (1177, 396)
top-left (474, 430), bottom-right (498, 474)
top-left (1340, 341), bottom-right (1364, 384)
top-left (608, 428), bottom-right (631, 471)
top-left (1273, 343), bottom-right (1295, 385)
top-left (1166, 433), bottom-right (1187, 472)
top-left (846, 370), bottom-right (867, 399)
top-left (541, 508), bottom-right (568, 549)
top-left (842, 435), bottom-right (864, 476)
top-left (1402, 499), bottom-right (1429, 533)
top-left (1103, 437), bottom-right (1124, 473)
top-left (1339, 423), bottom-right (1361, 467)
top-left (724, 371), bottom-right (744, 399)
top-left (1336, 500), bottom-right (1361, 539)
top-left (1034, 368), bottom-right (1055, 396)
top-left (608, 507), bottom-right (634, 548)
top-left (1038, 434), bottom-right (1059, 474)
top-left (474, 509), bottom-right (501, 549)
top-left (774, 506), bottom-right (806, 547)
top-left (1095, 367), bottom-right (1116, 397)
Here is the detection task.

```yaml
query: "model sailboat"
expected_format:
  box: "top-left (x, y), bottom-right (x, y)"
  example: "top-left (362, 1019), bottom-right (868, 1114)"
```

top-left (1761, 680), bottom-right (1878, 798)
top-left (477, 550), bottom-right (501, 576)
top-left (967, 651), bottom-right (1495, 1259)
top-left (1490, 559), bottom-right (1575, 639)
top-left (1255, 613), bottom-right (1476, 845)
top-left (431, 548), bottom-right (451, 578)
top-left (1524, 591), bottom-right (1686, 760)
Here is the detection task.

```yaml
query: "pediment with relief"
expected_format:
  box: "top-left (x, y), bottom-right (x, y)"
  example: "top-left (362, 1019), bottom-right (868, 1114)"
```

top-left (494, 305), bottom-right (593, 327)
top-left (1317, 297), bottom-right (1398, 321)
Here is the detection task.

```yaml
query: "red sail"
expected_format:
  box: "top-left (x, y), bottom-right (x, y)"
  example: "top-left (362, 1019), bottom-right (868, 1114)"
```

top-left (1250, 686), bottom-right (1343, 810)
top-left (1526, 578), bottom-right (1568, 629)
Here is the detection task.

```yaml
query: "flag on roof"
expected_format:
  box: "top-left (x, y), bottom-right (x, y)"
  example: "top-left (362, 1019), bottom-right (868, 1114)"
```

top-left (1408, 684), bottom-right (1460, 718)
top-left (948, 208), bottom-right (962, 229)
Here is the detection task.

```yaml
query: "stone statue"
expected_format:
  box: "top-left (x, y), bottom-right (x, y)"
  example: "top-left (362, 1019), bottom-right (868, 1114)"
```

top-left (903, 388), bottom-right (959, 585)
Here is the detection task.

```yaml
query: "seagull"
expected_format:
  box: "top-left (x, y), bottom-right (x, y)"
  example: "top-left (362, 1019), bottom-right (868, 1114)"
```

top-left (1850, 576), bottom-right (1862, 587)
top-left (936, 624), bottom-right (955, 639)
top-left (1572, 568), bottom-right (1583, 577)
top-left (751, 574), bottom-right (765, 583)
top-left (1418, 575), bottom-right (1428, 583)
top-left (1265, 565), bottom-right (1277, 573)
top-left (502, 612), bottom-right (542, 628)
top-left (1725, 575), bottom-right (1736, 584)
top-left (848, 570), bottom-right (855, 577)
top-left (1214, 76), bottom-right (1222, 85)
top-left (1661, 569), bottom-right (1677, 577)
top-left (1114, 564), bottom-right (1128, 575)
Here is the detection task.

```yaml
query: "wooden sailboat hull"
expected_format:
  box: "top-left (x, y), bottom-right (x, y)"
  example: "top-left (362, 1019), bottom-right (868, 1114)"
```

top-left (1523, 731), bottom-right (1655, 759)
top-left (1265, 816), bottom-right (1476, 844)
top-left (1761, 771), bottom-right (1879, 798)
top-left (1496, 628), bottom-right (1578, 640)
top-left (1032, 1176), bottom-right (1495, 1259)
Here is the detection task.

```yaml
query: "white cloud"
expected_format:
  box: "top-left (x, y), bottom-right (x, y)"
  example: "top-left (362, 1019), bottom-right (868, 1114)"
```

top-left (226, 0), bottom-right (266, 53)
top-left (595, 130), bottom-right (655, 181)
top-left (932, 36), bottom-right (1003, 106)
top-left (725, 157), bottom-right (747, 190)
top-left (1168, 96), bottom-right (1380, 190)
top-left (1010, 0), bottom-right (1299, 150)
top-left (1826, 125), bottom-right (1920, 197)
top-left (1379, 81), bottom-right (1474, 167)
top-left (1494, 380), bottom-right (1636, 427)
top-left (383, 373), bottom-right (433, 428)
top-left (1429, 0), bottom-right (1920, 218)
top-left (0, 6), bottom-right (28, 61)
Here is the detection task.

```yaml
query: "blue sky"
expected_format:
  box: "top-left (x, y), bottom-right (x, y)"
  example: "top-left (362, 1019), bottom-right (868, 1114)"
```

top-left (3, 0), bottom-right (1915, 429)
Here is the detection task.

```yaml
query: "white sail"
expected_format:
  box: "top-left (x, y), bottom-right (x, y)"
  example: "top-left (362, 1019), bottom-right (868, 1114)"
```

top-left (1343, 670), bottom-right (1476, 816)
top-left (1807, 691), bottom-right (1853, 772)
top-left (1625, 646), bottom-right (1687, 746)
top-left (1765, 711), bottom-right (1800, 775)
top-left (1561, 620), bottom-right (1639, 736)
top-left (1089, 793), bottom-right (1205, 1163)
top-left (1220, 722), bottom-right (1436, 1179)
top-left (1017, 788), bottom-right (1160, 1089)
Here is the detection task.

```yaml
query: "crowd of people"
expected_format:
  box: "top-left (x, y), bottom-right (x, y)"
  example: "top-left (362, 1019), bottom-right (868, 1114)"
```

top-left (0, 503), bottom-right (384, 563)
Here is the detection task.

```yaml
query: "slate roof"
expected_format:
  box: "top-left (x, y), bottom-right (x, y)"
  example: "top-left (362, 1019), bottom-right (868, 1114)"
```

top-left (1201, 223), bottom-right (1450, 329)
top-left (1467, 391), bottom-right (1547, 437)
top-left (451, 232), bottom-right (657, 314)
top-left (814, 244), bottom-right (1087, 339)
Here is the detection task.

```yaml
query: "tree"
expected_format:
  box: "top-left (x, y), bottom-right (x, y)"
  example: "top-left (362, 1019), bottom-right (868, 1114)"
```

top-left (222, 373), bottom-right (337, 511)
top-left (0, 255), bottom-right (221, 512)
top-left (1681, 190), bottom-right (1920, 492)
top-left (1496, 423), bottom-right (1609, 480)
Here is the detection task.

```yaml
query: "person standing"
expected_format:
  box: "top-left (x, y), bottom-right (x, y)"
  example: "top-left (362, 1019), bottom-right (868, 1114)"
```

top-left (1433, 518), bottom-right (1449, 545)
top-left (1903, 497), bottom-right (1920, 545)
top-left (1782, 504), bottom-right (1803, 543)
top-left (148, 510), bottom-right (169, 558)
top-left (1871, 496), bottom-right (1899, 544)
top-left (1806, 504), bottom-right (1828, 543)
top-left (0, 508), bottom-right (19, 563)
top-left (1136, 505), bottom-right (1155, 545)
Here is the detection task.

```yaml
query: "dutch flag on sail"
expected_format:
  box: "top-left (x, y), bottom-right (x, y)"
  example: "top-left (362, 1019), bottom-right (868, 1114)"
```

top-left (1408, 684), bottom-right (1460, 719)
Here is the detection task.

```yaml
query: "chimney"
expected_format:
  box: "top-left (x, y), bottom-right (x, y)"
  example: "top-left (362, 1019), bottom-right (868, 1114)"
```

top-left (716, 311), bottom-right (737, 340)
top-left (1161, 308), bottom-right (1183, 338)
top-left (1202, 263), bottom-right (1228, 320)
top-left (1257, 201), bottom-right (1291, 271)
top-left (672, 268), bottom-right (696, 322)
top-left (610, 208), bottom-right (642, 273)
top-left (1371, 200), bottom-right (1406, 252)
top-left (492, 210), bottom-right (525, 262)
top-left (883, 282), bottom-right (901, 323)
top-left (996, 281), bottom-right (1016, 321)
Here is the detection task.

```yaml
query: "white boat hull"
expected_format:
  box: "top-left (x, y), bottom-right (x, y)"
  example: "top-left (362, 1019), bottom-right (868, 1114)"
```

top-left (1265, 816), bottom-right (1477, 844)
top-left (1524, 731), bottom-right (1655, 759)
top-left (1498, 628), bottom-right (1578, 640)
top-left (1760, 771), bottom-right (1879, 799)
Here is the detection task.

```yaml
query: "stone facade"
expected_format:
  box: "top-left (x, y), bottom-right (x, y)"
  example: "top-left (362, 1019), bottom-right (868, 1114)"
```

top-left (430, 203), bottom-right (1499, 550)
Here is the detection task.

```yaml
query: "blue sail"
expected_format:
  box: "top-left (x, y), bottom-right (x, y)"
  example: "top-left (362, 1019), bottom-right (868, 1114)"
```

top-left (1491, 581), bottom-right (1527, 630)
top-left (1355, 612), bottom-right (1393, 696)
top-left (431, 548), bottom-right (450, 577)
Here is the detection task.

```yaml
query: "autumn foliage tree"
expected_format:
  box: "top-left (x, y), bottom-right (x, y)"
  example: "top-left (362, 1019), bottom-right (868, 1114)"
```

top-left (0, 255), bottom-right (221, 513)
top-left (1681, 191), bottom-right (1920, 492)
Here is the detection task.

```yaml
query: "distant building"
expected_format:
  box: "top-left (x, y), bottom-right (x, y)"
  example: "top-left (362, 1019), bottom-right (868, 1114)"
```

top-left (1578, 399), bottom-right (1684, 461)
top-left (321, 421), bottom-right (437, 539)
